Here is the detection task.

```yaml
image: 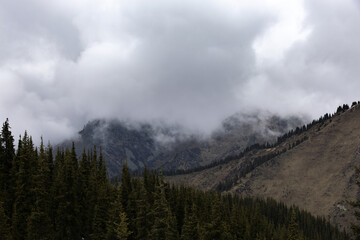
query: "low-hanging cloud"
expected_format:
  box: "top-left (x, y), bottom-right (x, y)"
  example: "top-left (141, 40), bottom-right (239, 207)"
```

top-left (0, 0), bottom-right (359, 144)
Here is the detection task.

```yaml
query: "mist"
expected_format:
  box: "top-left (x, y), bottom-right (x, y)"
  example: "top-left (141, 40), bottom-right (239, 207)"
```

top-left (1, 0), bottom-right (360, 144)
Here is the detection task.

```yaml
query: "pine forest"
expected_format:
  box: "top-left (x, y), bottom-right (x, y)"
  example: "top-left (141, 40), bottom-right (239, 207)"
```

top-left (0, 119), bottom-right (350, 240)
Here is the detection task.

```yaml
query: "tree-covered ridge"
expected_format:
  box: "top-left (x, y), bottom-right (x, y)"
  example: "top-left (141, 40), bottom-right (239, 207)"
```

top-left (163, 102), bottom-right (359, 180)
top-left (0, 119), bottom-right (350, 239)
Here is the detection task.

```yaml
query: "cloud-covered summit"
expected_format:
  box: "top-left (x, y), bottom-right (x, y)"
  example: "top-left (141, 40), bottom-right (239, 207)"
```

top-left (0, 0), bottom-right (359, 144)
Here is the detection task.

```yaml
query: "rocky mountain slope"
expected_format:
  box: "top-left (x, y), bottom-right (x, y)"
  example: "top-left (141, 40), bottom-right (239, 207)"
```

top-left (60, 113), bottom-right (303, 177)
top-left (167, 102), bottom-right (360, 231)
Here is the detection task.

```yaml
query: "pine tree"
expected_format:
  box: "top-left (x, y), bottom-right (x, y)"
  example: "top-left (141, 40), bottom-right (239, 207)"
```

top-left (134, 182), bottom-right (152, 240)
top-left (0, 201), bottom-right (11, 239)
top-left (53, 148), bottom-right (81, 240)
top-left (120, 158), bottom-right (132, 210)
top-left (107, 187), bottom-right (122, 240)
top-left (26, 138), bottom-right (53, 239)
top-left (92, 200), bottom-right (110, 240)
top-left (0, 118), bottom-right (15, 219)
top-left (181, 203), bottom-right (199, 240)
top-left (78, 149), bottom-right (92, 239)
top-left (201, 193), bottom-right (231, 240)
top-left (0, 119), bottom-right (15, 184)
top-left (287, 209), bottom-right (302, 240)
top-left (229, 203), bottom-right (246, 239)
top-left (279, 225), bottom-right (288, 240)
top-left (87, 146), bottom-right (99, 236)
top-left (97, 147), bottom-right (107, 183)
top-left (107, 165), bottom-right (133, 240)
top-left (12, 132), bottom-right (37, 240)
top-left (27, 210), bottom-right (53, 240)
top-left (115, 211), bottom-right (132, 240)
top-left (150, 177), bottom-right (178, 240)
top-left (92, 147), bottom-right (113, 240)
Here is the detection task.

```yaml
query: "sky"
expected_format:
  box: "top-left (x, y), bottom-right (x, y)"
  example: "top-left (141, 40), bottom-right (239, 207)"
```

top-left (1, 0), bottom-right (360, 144)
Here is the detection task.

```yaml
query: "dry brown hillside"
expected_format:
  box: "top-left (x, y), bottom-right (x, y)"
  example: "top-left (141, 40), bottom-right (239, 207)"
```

top-left (167, 103), bottom-right (360, 231)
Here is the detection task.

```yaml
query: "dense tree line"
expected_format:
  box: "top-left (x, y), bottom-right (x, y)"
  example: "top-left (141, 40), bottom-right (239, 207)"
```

top-left (215, 135), bottom-right (309, 192)
top-left (0, 119), bottom-right (351, 239)
top-left (0, 119), bottom-right (123, 239)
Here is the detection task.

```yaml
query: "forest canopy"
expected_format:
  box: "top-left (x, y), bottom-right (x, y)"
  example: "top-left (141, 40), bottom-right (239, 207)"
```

top-left (0, 119), bottom-right (349, 239)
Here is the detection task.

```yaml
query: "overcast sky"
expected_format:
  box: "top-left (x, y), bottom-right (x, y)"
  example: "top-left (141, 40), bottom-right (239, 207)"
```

top-left (1, 0), bottom-right (360, 144)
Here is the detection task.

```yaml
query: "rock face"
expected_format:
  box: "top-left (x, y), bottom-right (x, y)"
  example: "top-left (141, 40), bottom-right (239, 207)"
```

top-left (60, 120), bottom-right (159, 177)
top-left (167, 104), bottom-right (360, 231)
top-left (60, 113), bottom-right (303, 177)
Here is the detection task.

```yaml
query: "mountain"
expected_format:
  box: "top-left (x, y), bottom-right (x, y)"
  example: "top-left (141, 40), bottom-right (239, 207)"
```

top-left (167, 102), bottom-right (360, 231)
top-left (0, 122), bottom-right (350, 239)
top-left (59, 113), bottom-right (304, 177)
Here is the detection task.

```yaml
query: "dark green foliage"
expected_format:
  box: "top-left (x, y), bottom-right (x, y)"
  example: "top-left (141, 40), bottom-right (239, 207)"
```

top-left (0, 118), bottom-right (15, 223)
top-left (26, 210), bottom-right (53, 240)
top-left (181, 203), bottom-right (199, 240)
top-left (53, 148), bottom-right (81, 240)
top-left (91, 149), bottom-right (112, 240)
top-left (107, 186), bottom-right (131, 240)
top-left (150, 177), bottom-right (178, 240)
top-left (0, 201), bottom-right (11, 240)
top-left (12, 133), bottom-right (37, 240)
top-left (26, 138), bottom-right (53, 240)
top-left (287, 209), bottom-right (302, 240)
top-left (114, 211), bottom-right (131, 240)
top-left (120, 158), bottom-right (132, 210)
top-left (0, 119), bottom-right (351, 240)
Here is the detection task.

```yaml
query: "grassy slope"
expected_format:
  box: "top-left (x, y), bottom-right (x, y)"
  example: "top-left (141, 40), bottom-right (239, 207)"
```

top-left (167, 104), bottom-right (360, 231)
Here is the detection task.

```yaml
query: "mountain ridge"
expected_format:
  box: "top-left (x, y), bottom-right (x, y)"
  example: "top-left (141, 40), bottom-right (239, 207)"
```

top-left (167, 102), bottom-right (360, 231)
top-left (59, 113), bottom-right (304, 177)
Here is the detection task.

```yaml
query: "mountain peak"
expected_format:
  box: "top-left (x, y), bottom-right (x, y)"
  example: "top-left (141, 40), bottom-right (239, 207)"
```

top-left (59, 112), bottom-right (304, 177)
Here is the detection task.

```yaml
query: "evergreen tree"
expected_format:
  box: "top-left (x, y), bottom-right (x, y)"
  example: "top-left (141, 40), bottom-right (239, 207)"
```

top-left (78, 149), bottom-right (92, 239)
top-left (0, 119), bottom-right (15, 183)
top-left (201, 193), bottom-right (232, 240)
top-left (287, 209), bottom-right (302, 240)
top-left (27, 210), bottom-right (53, 240)
top-left (134, 183), bottom-right (151, 240)
top-left (107, 187), bottom-right (122, 240)
top-left (150, 178), bottom-right (178, 240)
top-left (0, 118), bottom-right (15, 219)
top-left (12, 133), bottom-right (36, 240)
top-left (26, 138), bottom-right (53, 239)
top-left (120, 158), bottom-right (132, 210)
top-left (0, 201), bottom-right (11, 239)
top-left (181, 203), bottom-right (199, 240)
top-left (114, 211), bottom-right (132, 240)
top-left (53, 148), bottom-right (81, 240)
top-left (91, 149), bottom-right (111, 240)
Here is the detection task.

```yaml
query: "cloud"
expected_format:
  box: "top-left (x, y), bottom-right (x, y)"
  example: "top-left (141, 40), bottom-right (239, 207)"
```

top-left (0, 0), bottom-right (359, 144)
top-left (240, 0), bottom-right (360, 117)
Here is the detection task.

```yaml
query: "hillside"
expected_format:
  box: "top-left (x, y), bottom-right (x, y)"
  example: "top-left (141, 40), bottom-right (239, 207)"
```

top-left (167, 102), bottom-right (360, 231)
top-left (0, 121), bottom-right (349, 239)
top-left (60, 113), bottom-right (303, 177)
